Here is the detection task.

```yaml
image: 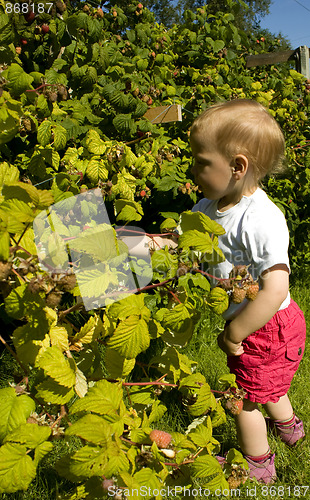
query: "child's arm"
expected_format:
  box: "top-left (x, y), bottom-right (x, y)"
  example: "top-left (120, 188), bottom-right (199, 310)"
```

top-left (120, 234), bottom-right (178, 257)
top-left (219, 264), bottom-right (289, 356)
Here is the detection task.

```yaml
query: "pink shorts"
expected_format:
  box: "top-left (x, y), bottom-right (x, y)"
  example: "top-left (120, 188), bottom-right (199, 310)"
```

top-left (227, 299), bottom-right (306, 404)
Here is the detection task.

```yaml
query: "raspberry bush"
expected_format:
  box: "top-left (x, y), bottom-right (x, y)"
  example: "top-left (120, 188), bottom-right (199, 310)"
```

top-left (0, 0), bottom-right (310, 496)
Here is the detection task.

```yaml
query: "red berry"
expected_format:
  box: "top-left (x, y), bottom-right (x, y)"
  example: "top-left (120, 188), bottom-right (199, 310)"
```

top-left (137, 3), bottom-right (143, 8)
top-left (140, 190), bottom-right (146, 197)
top-left (147, 97), bottom-right (153, 106)
top-left (261, 37), bottom-right (265, 42)
top-left (151, 51), bottom-right (156, 58)
top-left (225, 399), bottom-right (243, 415)
top-left (20, 38), bottom-right (28, 45)
top-left (24, 11), bottom-right (35, 22)
top-left (97, 8), bottom-right (104, 18)
top-left (41, 24), bottom-right (50, 34)
top-left (185, 182), bottom-right (191, 189)
top-left (149, 430), bottom-right (172, 448)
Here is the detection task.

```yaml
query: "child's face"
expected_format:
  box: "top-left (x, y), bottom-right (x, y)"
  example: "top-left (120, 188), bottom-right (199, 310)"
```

top-left (190, 132), bottom-right (235, 200)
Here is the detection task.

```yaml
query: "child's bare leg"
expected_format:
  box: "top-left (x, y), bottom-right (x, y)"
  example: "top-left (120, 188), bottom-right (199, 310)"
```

top-left (263, 394), bottom-right (293, 421)
top-left (235, 399), bottom-right (269, 456)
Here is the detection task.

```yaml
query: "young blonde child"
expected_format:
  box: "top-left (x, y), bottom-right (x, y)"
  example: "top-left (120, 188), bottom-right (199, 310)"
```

top-left (189, 99), bottom-right (306, 483)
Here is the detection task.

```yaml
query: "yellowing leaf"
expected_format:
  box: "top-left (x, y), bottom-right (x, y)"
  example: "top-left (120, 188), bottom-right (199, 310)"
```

top-left (0, 388), bottom-right (35, 441)
top-left (85, 130), bottom-right (107, 155)
top-left (4, 423), bottom-right (51, 448)
top-left (36, 346), bottom-right (76, 388)
top-left (49, 326), bottom-right (70, 351)
top-left (70, 379), bottom-right (123, 415)
top-left (65, 414), bottom-right (112, 445)
top-left (107, 316), bottom-right (150, 358)
top-left (105, 348), bottom-right (136, 379)
top-left (0, 443), bottom-right (36, 494)
top-left (75, 367), bottom-right (88, 398)
top-left (72, 315), bottom-right (102, 344)
top-left (35, 378), bottom-right (75, 404)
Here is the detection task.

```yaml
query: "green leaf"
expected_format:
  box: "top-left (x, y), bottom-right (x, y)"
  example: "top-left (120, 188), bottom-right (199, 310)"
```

top-left (37, 120), bottom-right (52, 146)
top-left (0, 388), bottom-right (35, 442)
top-left (72, 315), bottom-right (103, 344)
top-left (151, 247), bottom-right (178, 280)
top-left (35, 378), bottom-right (75, 404)
top-left (3, 63), bottom-right (34, 96)
top-left (105, 348), bottom-right (136, 379)
top-left (0, 443), bottom-right (36, 494)
top-left (207, 287), bottom-right (229, 315)
top-left (108, 293), bottom-right (150, 322)
top-left (70, 380), bottom-right (123, 415)
top-left (4, 423), bottom-right (51, 448)
top-left (34, 441), bottom-right (53, 467)
top-left (65, 414), bottom-right (113, 445)
top-left (0, 231), bottom-right (10, 260)
top-left (180, 211), bottom-right (225, 236)
top-left (186, 383), bottom-right (217, 417)
top-left (107, 316), bottom-right (150, 358)
top-left (213, 40), bottom-right (225, 53)
top-left (115, 199), bottom-right (143, 222)
top-left (188, 418), bottom-right (212, 448)
top-left (85, 130), bottom-right (107, 155)
top-left (191, 454), bottom-right (226, 489)
top-left (36, 347), bottom-right (76, 388)
top-left (52, 123), bottom-right (67, 150)
top-left (85, 157), bottom-right (109, 183)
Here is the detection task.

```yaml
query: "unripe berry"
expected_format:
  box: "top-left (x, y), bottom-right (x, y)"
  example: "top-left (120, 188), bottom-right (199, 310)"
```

top-left (15, 46), bottom-right (22, 54)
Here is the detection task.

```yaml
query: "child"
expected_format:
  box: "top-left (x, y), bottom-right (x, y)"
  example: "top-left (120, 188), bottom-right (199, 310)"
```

top-left (190, 99), bottom-right (306, 484)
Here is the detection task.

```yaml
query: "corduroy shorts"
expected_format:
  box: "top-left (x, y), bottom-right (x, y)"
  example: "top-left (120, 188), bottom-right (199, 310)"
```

top-left (227, 299), bottom-right (306, 403)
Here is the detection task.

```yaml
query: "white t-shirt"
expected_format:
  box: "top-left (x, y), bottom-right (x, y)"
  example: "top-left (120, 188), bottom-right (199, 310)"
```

top-left (192, 187), bottom-right (291, 320)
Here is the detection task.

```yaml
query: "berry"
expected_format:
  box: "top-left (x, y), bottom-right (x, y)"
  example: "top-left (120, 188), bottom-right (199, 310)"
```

top-left (20, 38), bottom-right (28, 45)
top-left (57, 85), bottom-right (69, 101)
top-left (147, 97), bottom-right (153, 106)
top-left (24, 11), bottom-right (35, 22)
top-left (245, 282), bottom-right (259, 301)
top-left (133, 87), bottom-right (139, 97)
top-left (140, 190), bottom-right (146, 197)
top-left (151, 51), bottom-right (156, 58)
top-left (229, 265), bottom-right (248, 278)
top-left (218, 278), bottom-right (233, 291)
top-left (137, 3), bottom-right (143, 8)
top-left (48, 91), bottom-right (58, 102)
top-left (112, 10), bottom-right (117, 17)
top-left (59, 274), bottom-right (76, 292)
top-left (185, 182), bottom-right (191, 189)
top-left (149, 430), bottom-right (172, 448)
top-left (46, 291), bottom-right (62, 308)
top-left (41, 24), bottom-right (49, 34)
top-left (97, 8), bottom-right (104, 18)
top-left (0, 262), bottom-right (12, 281)
top-left (102, 479), bottom-right (115, 491)
top-left (231, 287), bottom-right (246, 304)
top-left (225, 398), bottom-right (243, 415)
top-left (15, 46), bottom-right (22, 55)
top-left (56, 0), bottom-right (66, 12)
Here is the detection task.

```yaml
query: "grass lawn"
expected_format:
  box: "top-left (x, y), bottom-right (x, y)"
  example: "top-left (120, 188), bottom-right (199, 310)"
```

top-left (1, 279), bottom-right (309, 499)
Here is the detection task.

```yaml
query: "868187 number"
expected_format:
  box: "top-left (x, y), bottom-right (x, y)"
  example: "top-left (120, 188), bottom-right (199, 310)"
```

top-left (5, 3), bottom-right (53, 13)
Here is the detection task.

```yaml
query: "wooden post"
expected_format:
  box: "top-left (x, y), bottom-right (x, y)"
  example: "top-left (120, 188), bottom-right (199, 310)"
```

top-left (296, 46), bottom-right (310, 79)
top-left (143, 104), bottom-right (182, 123)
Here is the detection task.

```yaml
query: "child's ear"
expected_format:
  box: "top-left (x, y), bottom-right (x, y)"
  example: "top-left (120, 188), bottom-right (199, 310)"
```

top-left (231, 154), bottom-right (248, 176)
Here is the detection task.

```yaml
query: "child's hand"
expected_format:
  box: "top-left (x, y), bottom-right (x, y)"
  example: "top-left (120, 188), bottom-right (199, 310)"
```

top-left (217, 327), bottom-right (244, 356)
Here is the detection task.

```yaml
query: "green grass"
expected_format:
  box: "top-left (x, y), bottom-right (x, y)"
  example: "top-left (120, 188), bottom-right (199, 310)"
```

top-left (1, 279), bottom-right (310, 499)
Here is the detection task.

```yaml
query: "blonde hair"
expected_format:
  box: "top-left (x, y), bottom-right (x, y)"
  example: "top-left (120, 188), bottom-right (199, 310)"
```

top-left (190, 99), bottom-right (286, 185)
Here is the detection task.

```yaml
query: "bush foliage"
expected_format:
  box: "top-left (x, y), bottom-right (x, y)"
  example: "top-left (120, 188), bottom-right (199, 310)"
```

top-left (0, 0), bottom-right (310, 496)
